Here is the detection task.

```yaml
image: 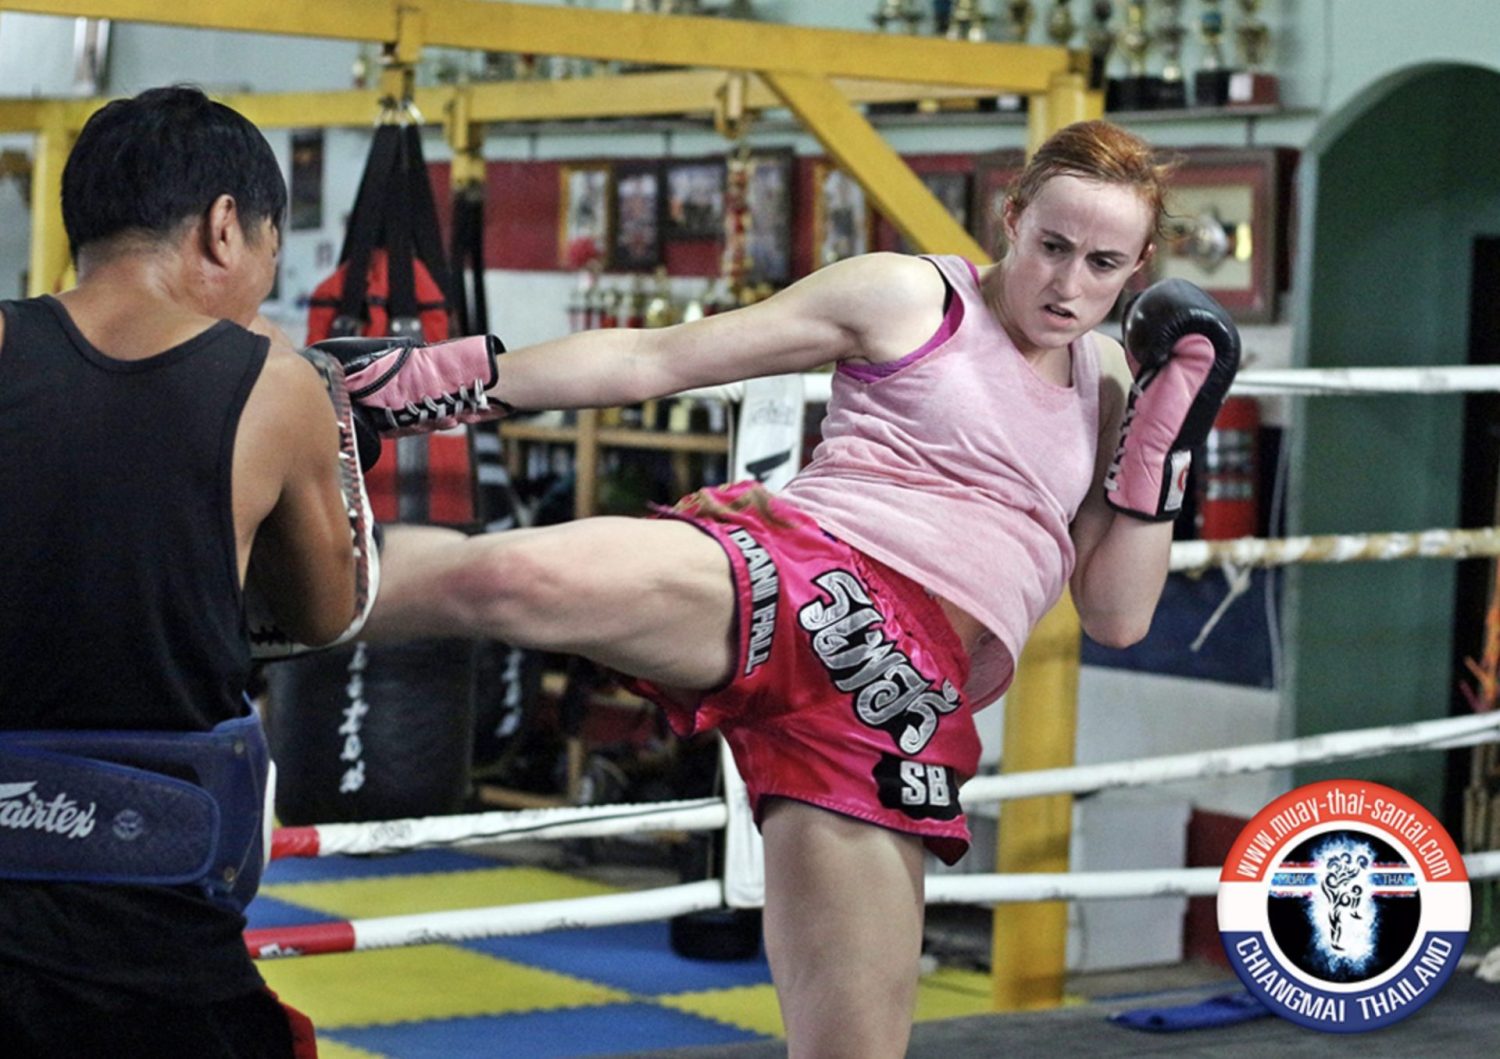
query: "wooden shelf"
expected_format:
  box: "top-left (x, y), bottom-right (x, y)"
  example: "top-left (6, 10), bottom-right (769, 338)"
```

top-left (501, 421), bottom-right (580, 444)
top-left (501, 422), bottom-right (726, 454)
top-left (596, 428), bottom-right (728, 454)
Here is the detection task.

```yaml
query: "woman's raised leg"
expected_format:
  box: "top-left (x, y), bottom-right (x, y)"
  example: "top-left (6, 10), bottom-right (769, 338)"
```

top-left (364, 518), bottom-right (736, 690)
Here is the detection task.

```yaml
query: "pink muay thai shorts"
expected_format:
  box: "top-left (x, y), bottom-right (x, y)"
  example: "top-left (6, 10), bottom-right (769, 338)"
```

top-left (623, 481), bottom-right (980, 864)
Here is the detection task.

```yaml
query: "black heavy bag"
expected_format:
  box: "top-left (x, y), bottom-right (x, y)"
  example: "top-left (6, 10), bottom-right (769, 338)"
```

top-left (264, 639), bottom-right (477, 825)
top-left (306, 120), bottom-right (454, 345)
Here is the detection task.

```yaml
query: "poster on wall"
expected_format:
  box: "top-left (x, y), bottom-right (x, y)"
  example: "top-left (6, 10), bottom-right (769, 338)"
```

top-left (665, 159), bottom-right (726, 239)
top-left (813, 163), bottom-right (871, 268)
top-left (289, 130), bottom-right (324, 232)
top-left (744, 148), bottom-right (794, 284)
top-left (559, 162), bottom-right (612, 269)
top-left (971, 149), bottom-right (1026, 258)
top-left (611, 160), bottom-right (662, 272)
top-left (1150, 147), bottom-right (1294, 323)
top-left (896, 170), bottom-right (972, 254)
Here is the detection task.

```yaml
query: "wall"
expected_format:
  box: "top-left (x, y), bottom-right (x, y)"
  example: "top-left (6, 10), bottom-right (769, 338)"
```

top-left (0, 12), bottom-right (85, 96)
top-left (1283, 63), bottom-right (1500, 811)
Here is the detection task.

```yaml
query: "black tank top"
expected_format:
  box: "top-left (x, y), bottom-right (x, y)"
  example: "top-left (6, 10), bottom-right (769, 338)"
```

top-left (0, 295), bottom-right (264, 729)
top-left (0, 295), bottom-right (269, 1003)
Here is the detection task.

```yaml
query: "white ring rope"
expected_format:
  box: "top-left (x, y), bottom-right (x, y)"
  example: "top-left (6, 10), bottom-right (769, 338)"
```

top-left (272, 797), bottom-right (726, 859)
top-left (249, 881), bottom-right (725, 959)
top-left (271, 715), bottom-right (1500, 860)
top-left (271, 713), bottom-right (1500, 864)
top-left (959, 711), bottom-right (1500, 806)
top-left (926, 849), bottom-right (1500, 905)
top-left (1226, 365), bottom-right (1500, 396)
top-left (249, 852), bottom-right (1500, 960)
top-left (681, 364), bottom-right (1500, 409)
top-left (1171, 526), bottom-right (1500, 575)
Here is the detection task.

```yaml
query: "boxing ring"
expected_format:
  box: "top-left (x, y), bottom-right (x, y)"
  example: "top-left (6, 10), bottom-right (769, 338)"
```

top-left (247, 362), bottom-right (1500, 976)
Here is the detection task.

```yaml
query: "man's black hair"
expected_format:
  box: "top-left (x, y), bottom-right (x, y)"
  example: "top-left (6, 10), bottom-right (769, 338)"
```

top-left (62, 84), bottom-right (286, 259)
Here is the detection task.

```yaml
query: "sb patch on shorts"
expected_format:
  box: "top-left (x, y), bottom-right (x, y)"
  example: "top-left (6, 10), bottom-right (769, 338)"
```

top-left (873, 754), bottom-right (962, 821)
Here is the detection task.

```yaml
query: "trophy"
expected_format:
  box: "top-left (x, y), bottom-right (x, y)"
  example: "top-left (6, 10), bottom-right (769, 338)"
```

top-left (869, 1), bottom-right (926, 114)
top-left (946, 0), bottom-right (991, 41)
top-left (1111, 0), bottom-right (1153, 111)
top-left (1045, 1), bottom-right (1076, 47)
top-left (1004, 1), bottom-right (1036, 43)
top-left (1193, 0), bottom-right (1230, 106)
top-left (872, 0), bottom-right (924, 33)
top-left (1228, 0), bottom-right (1279, 106)
top-left (986, 1), bottom-right (1034, 113)
top-left (1084, 0), bottom-right (1115, 90)
top-left (928, 0), bottom-right (952, 36)
top-left (1152, 0), bottom-right (1188, 108)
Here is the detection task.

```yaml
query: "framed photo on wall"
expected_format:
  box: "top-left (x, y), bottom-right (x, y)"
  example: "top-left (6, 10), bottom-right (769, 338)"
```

top-left (665, 158), bottom-right (726, 239)
top-left (559, 162), bottom-right (612, 269)
top-left (1150, 147), bottom-right (1295, 323)
top-left (744, 148), bottom-right (795, 284)
top-left (611, 160), bottom-right (662, 271)
top-left (971, 148), bottom-right (1026, 258)
top-left (288, 129), bottom-right (324, 232)
top-left (813, 162), bottom-right (872, 268)
top-left (896, 170), bottom-right (973, 253)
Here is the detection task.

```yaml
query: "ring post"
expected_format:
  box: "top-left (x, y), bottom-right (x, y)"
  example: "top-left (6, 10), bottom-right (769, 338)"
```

top-left (991, 594), bottom-right (1082, 1010)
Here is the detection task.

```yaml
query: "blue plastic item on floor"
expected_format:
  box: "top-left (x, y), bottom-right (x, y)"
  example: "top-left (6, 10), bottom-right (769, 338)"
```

top-left (1108, 990), bottom-right (1271, 1032)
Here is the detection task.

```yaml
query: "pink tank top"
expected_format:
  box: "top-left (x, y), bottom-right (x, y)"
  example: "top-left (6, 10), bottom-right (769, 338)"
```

top-left (779, 254), bottom-right (1101, 705)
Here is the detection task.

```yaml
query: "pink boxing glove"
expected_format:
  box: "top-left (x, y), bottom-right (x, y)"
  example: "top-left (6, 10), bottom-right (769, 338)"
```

top-left (311, 334), bottom-right (510, 438)
top-left (1103, 279), bottom-right (1241, 521)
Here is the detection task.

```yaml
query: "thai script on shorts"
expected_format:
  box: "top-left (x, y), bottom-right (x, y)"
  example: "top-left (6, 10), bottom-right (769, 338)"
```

top-left (797, 569), bottom-right (960, 755)
top-left (726, 527), bottom-right (779, 675)
top-left (0, 781), bottom-right (97, 839)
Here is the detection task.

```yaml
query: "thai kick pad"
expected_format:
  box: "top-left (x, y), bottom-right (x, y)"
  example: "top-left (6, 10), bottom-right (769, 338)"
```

top-left (0, 711), bottom-right (273, 910)
top-left (731, 374), bottom-right (807, 492)
top-left (245, 346), bottom-right (380, 660)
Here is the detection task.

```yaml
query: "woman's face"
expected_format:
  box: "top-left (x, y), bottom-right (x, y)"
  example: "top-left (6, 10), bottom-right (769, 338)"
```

top-left (996, 174), bottom-right (1154, 358)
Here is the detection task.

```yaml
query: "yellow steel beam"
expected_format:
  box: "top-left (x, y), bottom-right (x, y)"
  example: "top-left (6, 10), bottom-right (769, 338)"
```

top-left (762, 71), bottom-right (986, 261)
top-left (0, 0), bottom-right (398, 45)
top-left (0, 99), bottom-right (47, 130)
top-left (28, 106), bottom-right (73, 295)
top-left (0, 1), bottom-right (1074, 92)
top-left (0, 97), bottom-right (100, 134)
top-left (446, 86), bottom-right (484, 188)
top-left (215, 88), bottom-right (387, 132)
top-left (1026, 70), bottom-right (1102, 157)
top-left (224, 70), bottom-right (1008, 130)
top-left (0, 70), bottom-right (1009, 134)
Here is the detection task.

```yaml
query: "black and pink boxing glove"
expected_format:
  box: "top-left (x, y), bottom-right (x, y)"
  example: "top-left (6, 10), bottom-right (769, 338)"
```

top-left (310, 334), bottom-right (510, 446)
top-left (1103, 278), bottom-right (1241, 521)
